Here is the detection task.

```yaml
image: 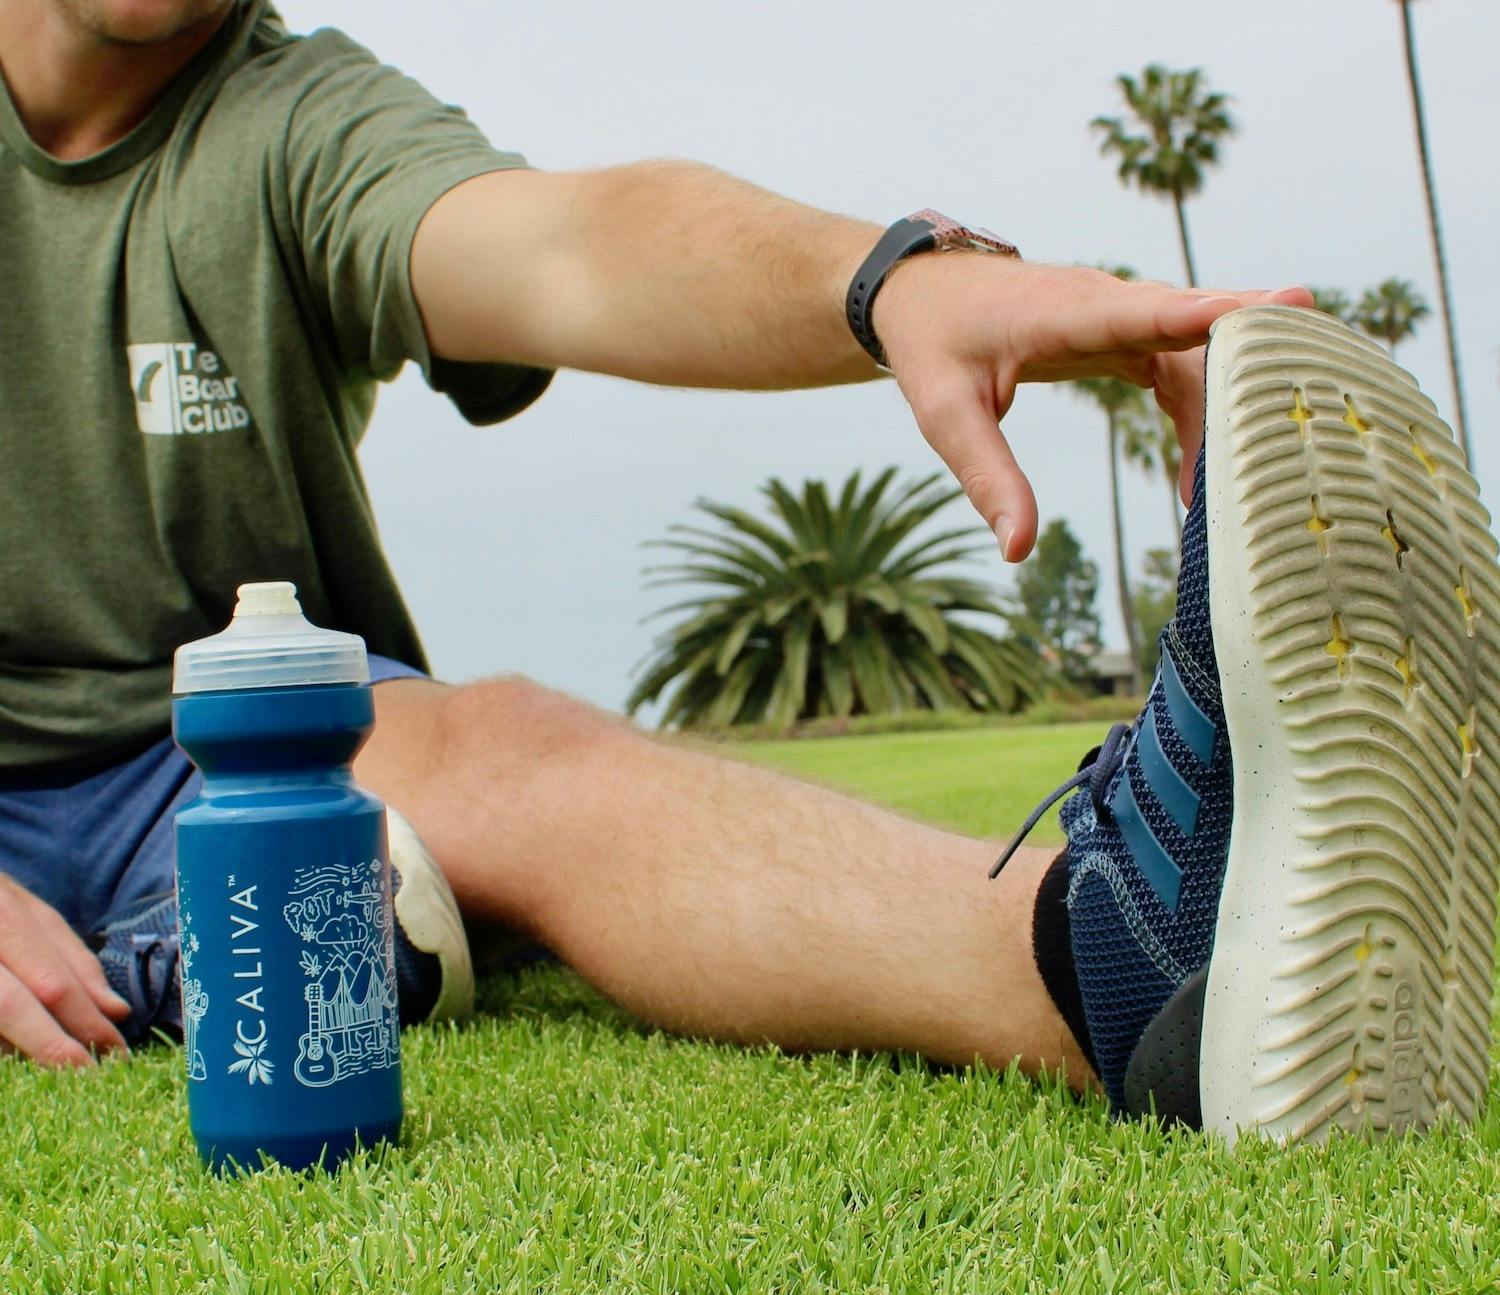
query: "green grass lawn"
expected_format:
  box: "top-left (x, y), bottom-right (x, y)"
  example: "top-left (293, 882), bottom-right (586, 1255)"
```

top-left (738, 720), bottom-right (1101, 846)
top-left (5, 722), bottom-right (1498, 1293)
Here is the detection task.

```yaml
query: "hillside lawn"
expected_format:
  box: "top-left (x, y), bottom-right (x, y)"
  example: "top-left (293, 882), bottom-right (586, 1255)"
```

top-left (5, 721), bottom-right (1497, 1293)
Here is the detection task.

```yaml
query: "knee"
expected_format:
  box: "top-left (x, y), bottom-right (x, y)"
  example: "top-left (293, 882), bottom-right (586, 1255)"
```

top-left (362, 674), bottom-right (626, 927)
top-left (365, 673), bottom-right (621, 811)
top-left (423, 673), bottom-right (624, 778)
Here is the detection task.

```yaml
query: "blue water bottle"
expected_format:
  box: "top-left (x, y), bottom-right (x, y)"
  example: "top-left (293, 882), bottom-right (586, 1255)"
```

top-left (172, 581), bottom-right (402, 1173)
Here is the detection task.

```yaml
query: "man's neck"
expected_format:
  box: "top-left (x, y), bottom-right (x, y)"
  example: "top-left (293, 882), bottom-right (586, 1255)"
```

top-left (0, 0), bottom-right (233, 160)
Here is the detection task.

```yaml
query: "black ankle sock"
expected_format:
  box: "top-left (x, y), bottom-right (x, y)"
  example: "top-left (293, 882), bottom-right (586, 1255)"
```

top-left (1031, 850), bottom-right (1097, 1074)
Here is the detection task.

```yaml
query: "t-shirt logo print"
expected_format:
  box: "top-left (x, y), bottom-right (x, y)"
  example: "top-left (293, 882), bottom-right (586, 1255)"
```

top-left (125, 342), bottom-right (254, 436)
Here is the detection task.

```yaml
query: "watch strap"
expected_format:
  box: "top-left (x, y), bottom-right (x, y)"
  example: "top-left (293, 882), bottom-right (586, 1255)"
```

top-left (845, 209), bottom-right (1019, 367)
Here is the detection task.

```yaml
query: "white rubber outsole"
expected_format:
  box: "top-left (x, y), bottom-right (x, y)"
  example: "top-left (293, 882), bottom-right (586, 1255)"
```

top-left (387, 806), bottom-right (476, 1023)
top-left (1199, 306), bottom-right (1499, 1144)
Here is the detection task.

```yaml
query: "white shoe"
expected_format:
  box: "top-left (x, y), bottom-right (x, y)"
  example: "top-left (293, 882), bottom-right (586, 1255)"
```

top-left (387, 806), bottom-right (476, 1024)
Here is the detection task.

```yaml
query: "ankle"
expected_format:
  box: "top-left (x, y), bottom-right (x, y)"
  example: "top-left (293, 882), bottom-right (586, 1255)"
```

top-left (1030, 849), bottom-right (1098, 1076)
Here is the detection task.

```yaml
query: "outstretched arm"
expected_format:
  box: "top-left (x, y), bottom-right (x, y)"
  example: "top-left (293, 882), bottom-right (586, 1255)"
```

top-left (410, 161), bottom-right (1311, 558)
top-left (411, 162), bottom-right (879, 390)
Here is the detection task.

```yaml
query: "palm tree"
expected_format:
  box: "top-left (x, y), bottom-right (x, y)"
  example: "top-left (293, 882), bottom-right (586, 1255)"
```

top-left (1087, 267), bottom-right (1182, 546)
top-left (1132, 548), bottom-right (1180, 679)
top-left (1121, 412), bottom-right (1184, 548)
top-left (627, 470), bottom-right (1044, 729)
top-left (1396, 0), bottom-right (1469, 458)
top-left (1092, 66), bottom-right (1234, 286)
top-left (1353, 278), bottom-right (1431, 357)
top-left (1072, 372), bottom-right (1150, 696)
top-left (1308, 286), bottom-right (1354, 324)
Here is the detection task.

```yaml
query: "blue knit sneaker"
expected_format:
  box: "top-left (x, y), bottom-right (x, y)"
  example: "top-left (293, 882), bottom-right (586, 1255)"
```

top-left (1001, 306), bottom-right (1500, 1143)
top-left (94, 891), bottom-right (183, 1045)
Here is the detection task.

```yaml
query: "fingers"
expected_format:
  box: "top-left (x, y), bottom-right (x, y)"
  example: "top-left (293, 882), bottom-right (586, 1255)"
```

top-left (1152, 285), bottom-right (1313, 345)
top-left (0, 879), bottom-right (129, 1065)
top-left (883, 262), bottom-right (1318, 556)
top-left (1149, 287), bottom-right (1318, 507)
top-left (4, 916), bottom-right (130, 1058)
top-left (1151, 348), bottom-right (1206, 506)
top-left (24, 890), bottom-right (133, 1022)
top-left (884, 256), bottom-right (1316, 391)
top-left (901, 368), bottom-right (1038, 560)
top-left (0, 964), bottom-right (97, 1068)
top-left (1009, 275), bottom-right (1315, 386)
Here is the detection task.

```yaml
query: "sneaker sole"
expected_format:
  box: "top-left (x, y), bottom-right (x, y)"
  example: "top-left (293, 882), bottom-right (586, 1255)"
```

top-left (1199, 305), bottom-right (1499, 1143)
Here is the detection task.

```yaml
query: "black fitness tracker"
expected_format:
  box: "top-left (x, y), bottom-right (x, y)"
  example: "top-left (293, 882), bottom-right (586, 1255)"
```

top-left (845, 210), bottom-right (1020, 367)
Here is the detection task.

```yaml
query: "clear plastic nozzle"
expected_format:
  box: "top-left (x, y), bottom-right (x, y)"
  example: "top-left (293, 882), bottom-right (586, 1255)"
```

top-left (173, 581), bottom-right (370, 695)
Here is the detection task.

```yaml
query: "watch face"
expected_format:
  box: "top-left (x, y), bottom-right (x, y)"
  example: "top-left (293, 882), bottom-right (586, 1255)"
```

top-left (944, 226), bottom-right (1020, 258)
top-left (910, 209), bottom-right (1020, 260)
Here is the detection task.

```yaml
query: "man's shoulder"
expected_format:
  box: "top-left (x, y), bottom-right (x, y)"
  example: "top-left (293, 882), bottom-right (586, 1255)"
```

top-left (203, 22), bottom-right (387, 137)
top-left (154, 23), bottom-right (398, 272)
top-left (164, 17), bottom-right (428, 220)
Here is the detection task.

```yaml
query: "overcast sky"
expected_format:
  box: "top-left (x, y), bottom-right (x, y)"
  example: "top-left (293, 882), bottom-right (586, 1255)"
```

top-left (281, 0), bottom-right (1499, 713)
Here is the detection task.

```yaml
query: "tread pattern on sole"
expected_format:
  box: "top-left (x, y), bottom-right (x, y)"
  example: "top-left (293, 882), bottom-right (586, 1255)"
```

top-left (1210, 307), bottom-right (1498, 1141)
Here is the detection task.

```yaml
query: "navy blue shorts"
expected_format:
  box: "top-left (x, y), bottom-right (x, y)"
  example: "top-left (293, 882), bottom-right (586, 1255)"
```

top-left (0, 655), bottom-right (427, 942)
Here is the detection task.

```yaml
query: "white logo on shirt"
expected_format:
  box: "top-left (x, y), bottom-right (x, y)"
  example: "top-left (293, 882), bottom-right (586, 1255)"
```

top-left (126, 342), bottom-right (253, 436)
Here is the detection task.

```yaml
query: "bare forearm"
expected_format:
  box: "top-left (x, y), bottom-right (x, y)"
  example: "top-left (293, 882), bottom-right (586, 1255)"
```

top-left (411, 160), bottom-right (882, 389)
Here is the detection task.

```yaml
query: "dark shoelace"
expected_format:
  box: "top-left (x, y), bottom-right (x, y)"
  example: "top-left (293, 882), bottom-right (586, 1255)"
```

top-left (988, 721), bottom-right (1132, 879)
top-left (92, 929), bottom-right (182, 1044)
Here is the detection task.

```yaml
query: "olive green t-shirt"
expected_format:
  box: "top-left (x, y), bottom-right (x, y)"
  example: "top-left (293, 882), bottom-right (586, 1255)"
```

top-left (0, 1), bottom-right (551, 771)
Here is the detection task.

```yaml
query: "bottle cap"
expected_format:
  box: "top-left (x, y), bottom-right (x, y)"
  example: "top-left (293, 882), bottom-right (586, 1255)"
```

top-left (173, 581), bottom-right (370, 694)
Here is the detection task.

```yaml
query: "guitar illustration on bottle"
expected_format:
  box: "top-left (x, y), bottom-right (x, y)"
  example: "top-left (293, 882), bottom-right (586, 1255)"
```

top-left (284, 860), bottom-right (399, 1089)
top-left (293, 982), bottom-right (340, 1087)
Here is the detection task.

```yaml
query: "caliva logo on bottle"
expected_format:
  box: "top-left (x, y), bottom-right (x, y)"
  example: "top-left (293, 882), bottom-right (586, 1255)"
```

top-left (227, 878), bottom-right (274, 1085)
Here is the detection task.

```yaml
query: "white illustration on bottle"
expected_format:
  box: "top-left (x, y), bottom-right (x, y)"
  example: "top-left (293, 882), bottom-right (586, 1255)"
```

top-left (178, 922), bottom-right (208, 1083)
top-left (283, 859), bottom-right (399, 1088)
top-left (227, 1028), bottom-right (274, 1085)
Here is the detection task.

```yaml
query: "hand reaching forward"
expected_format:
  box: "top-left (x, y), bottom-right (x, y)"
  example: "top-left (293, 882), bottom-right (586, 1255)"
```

top-left (0, 875), bottom-right (131, 1066)
top-left (873, 257), bottom-right (1314, 559)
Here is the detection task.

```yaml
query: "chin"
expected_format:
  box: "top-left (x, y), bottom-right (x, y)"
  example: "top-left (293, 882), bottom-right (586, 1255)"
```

top-left (60, 0), bottom-right (231, 45)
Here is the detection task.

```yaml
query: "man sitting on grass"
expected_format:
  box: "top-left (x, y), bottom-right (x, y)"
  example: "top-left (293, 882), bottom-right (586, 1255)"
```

top-left (0, 0), bottom-right (1493, 1142)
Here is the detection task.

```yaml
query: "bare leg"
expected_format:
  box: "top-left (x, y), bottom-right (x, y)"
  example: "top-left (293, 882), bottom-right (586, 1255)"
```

top-left (356, 676), bottom-right (1092, 1087)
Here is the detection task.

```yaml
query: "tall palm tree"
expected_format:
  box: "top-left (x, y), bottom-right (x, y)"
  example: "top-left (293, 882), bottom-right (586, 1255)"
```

top-left (1353, 278), bottom-right (1431, 357)
top-left (1308, 286), bottom-right (1354, 324)
top-left (1397, 0), bottom-right (1469, 458)
top-left (1071, 360), bottom-right (1150, 696)
top-left (627, 470), bottom-right (1044, 729)
top-left (1123, 413), bottom-right (1184, 547)
top-left (1091, 66), bottom-right (1234, 286)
